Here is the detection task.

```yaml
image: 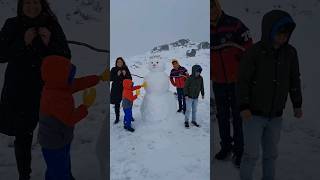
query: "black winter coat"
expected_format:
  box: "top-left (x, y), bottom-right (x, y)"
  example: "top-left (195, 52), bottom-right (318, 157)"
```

top-left (110, 66), bottom-right (132, 104)
top-left (0, 16), bottom-right (71, 136)
top-left (238, 10), bottom-right (302, 118)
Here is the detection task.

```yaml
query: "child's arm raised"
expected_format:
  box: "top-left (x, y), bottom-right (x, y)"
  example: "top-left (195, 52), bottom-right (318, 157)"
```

top-left (132, 85), bottom-right (142, 91)
top-left (71, 75), bottom-right (100, 93)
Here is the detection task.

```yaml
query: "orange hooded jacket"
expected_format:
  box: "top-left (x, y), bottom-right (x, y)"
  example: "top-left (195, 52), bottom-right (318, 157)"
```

top-left (40, 55), bottom-right (100, 127)
top-left (122, 79), bottom-right (141, 102)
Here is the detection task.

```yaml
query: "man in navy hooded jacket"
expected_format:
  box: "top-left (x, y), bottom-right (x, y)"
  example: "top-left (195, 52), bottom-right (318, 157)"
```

top-left (238, 10), bottom-right (303, 180)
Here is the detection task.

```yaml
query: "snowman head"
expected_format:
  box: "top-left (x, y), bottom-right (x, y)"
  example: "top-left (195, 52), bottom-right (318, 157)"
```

top-left (147, 59), bottom-right (165, 72)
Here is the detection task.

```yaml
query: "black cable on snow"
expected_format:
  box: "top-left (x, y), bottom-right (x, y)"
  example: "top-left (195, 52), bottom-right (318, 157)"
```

top-left (67, 40), bottom-right (109, 53)
top-left (131, 74), bottom-right (144, 78)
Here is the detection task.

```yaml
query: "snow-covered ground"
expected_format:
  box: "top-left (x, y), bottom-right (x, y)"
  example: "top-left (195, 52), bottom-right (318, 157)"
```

top-left (110, 42), bottom-right (210, 180)
top-left (0, 1), bottom-right (108, 180)
top-left (213, 0), bottom-right (320, 179)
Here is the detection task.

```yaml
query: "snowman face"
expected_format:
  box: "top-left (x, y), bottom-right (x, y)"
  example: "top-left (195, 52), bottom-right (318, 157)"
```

top-left (148, 59), bottom-right (165, 72)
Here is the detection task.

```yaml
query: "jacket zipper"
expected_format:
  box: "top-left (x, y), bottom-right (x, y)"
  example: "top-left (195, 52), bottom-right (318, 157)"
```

top-left (269, 53), bottom-right (279, 118)
top-left (218, 50), bottom-right (229, 83)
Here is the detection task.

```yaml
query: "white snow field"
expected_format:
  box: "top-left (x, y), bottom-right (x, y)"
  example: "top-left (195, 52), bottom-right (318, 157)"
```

top-left (0, 0), bottom-right (108, 180)
top-left (213, 0), bottom-right (320, 179)
top-left (110, 41), bottom-right (210, 180)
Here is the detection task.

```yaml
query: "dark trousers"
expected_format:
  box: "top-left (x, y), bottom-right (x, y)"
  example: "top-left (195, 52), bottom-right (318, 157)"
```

top-left (213, 83), bottom-right (243, 155)
top-left (177, 88), bottom-right (186, 111)
top-left (42, 144), bottom-right (73, 180)
top-left (14, 133), bottom-right (33, 180)
top-left (114, 103), bottom-right (120, 119)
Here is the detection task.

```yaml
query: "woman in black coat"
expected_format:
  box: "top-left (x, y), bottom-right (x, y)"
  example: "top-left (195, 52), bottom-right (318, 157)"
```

top-left (0, 0), bottom-right (70, 179)
top-left (110, 57), bottom-right (132, 124)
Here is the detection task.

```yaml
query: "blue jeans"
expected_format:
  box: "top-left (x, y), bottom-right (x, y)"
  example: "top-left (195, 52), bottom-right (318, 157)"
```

top-left (185, 98), bottom-right (198, 122)
top-left (240, 116), bottom-right (283, 180)
top-left (123, 108), bottom-right (133, 128)
top-left (42, 144), bottom-right (72, 180)
top-left (177, 88), bottom-right (186, 111)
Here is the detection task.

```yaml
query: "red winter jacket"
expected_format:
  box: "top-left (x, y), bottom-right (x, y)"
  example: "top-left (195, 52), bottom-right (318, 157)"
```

top-left (170, 66), bottom-right (189, 88)
top-left (122, 79), bottom-right (141, 102)
top-left (40, 55), bottom-right (100, 127)
top-left (211, 12), bottom-right (253, 83)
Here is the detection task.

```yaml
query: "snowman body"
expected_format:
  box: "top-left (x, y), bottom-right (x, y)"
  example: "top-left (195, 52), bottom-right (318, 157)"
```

top-left (141, 59), bottom-right (176, 122)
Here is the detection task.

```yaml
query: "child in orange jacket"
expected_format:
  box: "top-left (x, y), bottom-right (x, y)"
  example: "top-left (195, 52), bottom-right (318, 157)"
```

top-left (122, 79), bottom-right (143, 132)
top-left (38, 55), bottom-right (108, 180)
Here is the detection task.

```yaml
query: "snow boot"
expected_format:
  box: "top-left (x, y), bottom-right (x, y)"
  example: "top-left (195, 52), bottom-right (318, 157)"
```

top-left (215, 148), bottom-right (232, 160)
top-left (232, 154), bottom-right (242, 168)
top-left (191, 121), bottom-right (200, 127)
top-left (114, 116), bottom-right (120, 124)
top-left (124, 126), bottom-right (135, 132)
top-left (185, 121), bottom-right (189, 128)
top-left (177, 109), bottom-right (183, 113)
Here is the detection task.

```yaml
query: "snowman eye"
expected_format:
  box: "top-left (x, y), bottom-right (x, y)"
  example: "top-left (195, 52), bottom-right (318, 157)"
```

top-left (156, 62), bottom-right (159, 64)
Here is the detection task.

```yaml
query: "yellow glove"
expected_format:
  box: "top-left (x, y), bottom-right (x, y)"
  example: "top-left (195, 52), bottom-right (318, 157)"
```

top-left (136, 89), bottom-right (141, 96)
top-left (100, 69), bottom-right (110, 82)
top-left (141, 82), bottom-right (148, 88)
top-left (83, 88), bottom-right (96, 108)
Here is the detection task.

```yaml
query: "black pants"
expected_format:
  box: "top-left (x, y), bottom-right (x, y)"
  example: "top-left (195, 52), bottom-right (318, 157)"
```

top-left (14, 133), bottom-right (33, 180)
top-left (114, 103), bottom-right (121, 119)
top-left (213, 83), bottom-right (243, 155)
top-left (177, 88), bottom-right (186, 111)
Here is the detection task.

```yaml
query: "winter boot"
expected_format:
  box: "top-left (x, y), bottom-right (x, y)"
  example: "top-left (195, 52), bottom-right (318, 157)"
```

top-left (191, 121), bottom-right (200, 127)
top-left (185, 121), bottom-right (189, 128)
top-left (114, 116), bottom-right (120, 124)
top-left (215, 148), bottom-right (232, 160)
top-left (232, 153), bottom-right (242, 168)
top-left (124, 126), bottom-right (135, 132)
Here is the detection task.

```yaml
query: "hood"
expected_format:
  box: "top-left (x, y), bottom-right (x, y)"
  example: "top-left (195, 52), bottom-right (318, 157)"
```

top-left (41, 55), bottom-right (74, 88)
top-left (192, 65), bottom-right (202, 76)
top-left (123, 79), bottom-right (133, 90)
top-left (261, 10), bottom-right (296, 44)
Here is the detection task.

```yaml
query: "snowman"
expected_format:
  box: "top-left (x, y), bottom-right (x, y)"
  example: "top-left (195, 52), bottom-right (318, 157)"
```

top-left (140, 57), bottom-right (176, 122)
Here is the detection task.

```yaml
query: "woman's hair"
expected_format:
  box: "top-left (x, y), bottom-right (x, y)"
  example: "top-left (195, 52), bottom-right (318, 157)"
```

top-left (17, 0), bottom-right (57, 21)
top-left (115, 57), bottom-right (127, 68)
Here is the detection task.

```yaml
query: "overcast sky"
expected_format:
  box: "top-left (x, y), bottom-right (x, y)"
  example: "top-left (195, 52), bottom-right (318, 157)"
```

top-left (110, 0), bottom-right (209, 59)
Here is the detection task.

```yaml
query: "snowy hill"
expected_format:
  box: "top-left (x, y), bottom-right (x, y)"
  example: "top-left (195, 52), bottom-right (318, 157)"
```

top-left (0, 1), bottom-right (108, 180)
top-left (110, 40), bottom-right (210, 180)
top-left (213, 0), bottom-right (320, 179)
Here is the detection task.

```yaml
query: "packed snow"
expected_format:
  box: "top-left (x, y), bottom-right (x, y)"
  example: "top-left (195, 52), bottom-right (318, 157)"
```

top-left (140, 57), bottom-right (177, 122)
top-left (213, 0), bottom-right (320, 179)
top-left (110, 41), bottom-right (210, 180)
top-left (0, 0), bottom-right (108, 180)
